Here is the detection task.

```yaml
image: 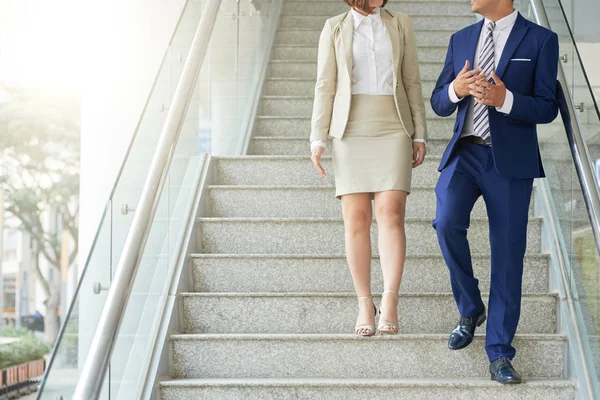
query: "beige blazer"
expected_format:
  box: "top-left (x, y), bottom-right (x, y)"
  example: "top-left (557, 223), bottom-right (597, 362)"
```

top-left (310, 9), bottom-right (428, 143)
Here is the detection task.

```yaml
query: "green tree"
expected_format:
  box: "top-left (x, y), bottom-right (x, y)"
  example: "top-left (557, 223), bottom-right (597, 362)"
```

top-left (0, 85), bottom-right (80, 343)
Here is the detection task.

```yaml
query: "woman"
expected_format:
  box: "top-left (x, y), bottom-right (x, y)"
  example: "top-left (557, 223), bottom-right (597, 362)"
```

top-left (310, 0), bottom-right (427, 336)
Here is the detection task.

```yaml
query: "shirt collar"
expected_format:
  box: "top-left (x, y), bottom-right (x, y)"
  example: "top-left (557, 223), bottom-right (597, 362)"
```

top-left (351, 7), bottom-right (382, 29)
top-left (485, 9), bottom-right (518, 31)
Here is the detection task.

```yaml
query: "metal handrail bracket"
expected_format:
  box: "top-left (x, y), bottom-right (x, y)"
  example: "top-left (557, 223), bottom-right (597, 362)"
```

top-left (72, 1), bottom-right (224, 398)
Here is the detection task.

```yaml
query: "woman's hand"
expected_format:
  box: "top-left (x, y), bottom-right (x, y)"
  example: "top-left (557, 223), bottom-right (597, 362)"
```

top-left (311, 145), bottom-right (326, 178)
top-left (412, 142), bottom-right (426, 168)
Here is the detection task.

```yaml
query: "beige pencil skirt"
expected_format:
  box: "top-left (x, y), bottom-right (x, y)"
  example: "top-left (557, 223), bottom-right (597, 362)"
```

top-left (332, 95), bottom-right (413, 199)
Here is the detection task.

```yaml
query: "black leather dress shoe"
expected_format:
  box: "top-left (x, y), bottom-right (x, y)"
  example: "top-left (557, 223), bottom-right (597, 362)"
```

top-left (447, 307), bottom-right (486, 350)
top-left (490, 357), bottom-right (522, 384)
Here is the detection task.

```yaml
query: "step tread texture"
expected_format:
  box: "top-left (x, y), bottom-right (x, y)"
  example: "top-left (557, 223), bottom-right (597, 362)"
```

top-left (190, 254), bottom-right (549, 294)
top-left (160, 378), bottom-right (576, 400)
top-left (170, 333), bottom-right (566, 380)
top-left (179, 292), bottom-right (556, 334)
top-left (196, 217), bottom-right (542, 255)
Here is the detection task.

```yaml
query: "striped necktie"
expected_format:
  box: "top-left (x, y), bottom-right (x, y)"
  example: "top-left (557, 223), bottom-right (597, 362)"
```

top-left (473, 21), bottom-right (496, 141)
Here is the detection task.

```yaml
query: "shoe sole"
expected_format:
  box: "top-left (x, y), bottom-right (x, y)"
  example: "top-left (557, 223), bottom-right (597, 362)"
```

top-left (490, 374), bottom-right (523, 384)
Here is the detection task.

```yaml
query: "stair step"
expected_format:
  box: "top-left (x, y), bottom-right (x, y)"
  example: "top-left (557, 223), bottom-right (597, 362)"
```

top-left (258, 96), bottom-right (442, 118)
top-left (263, 76), bottom-right (441, 98)
top-left (160, 378), bottom-right (576, 400)
top-left (215, 156), bottom-right (436, 187)
top-left (267, 63), bottom-right (441, 84)
top-left (207, 184), bottom-right (535, 219)
top-left (282, 2), bottom-right (471, 16)
top-left (254, 116), bottom-right (453, 138)
top-left (272, 45), bottom-right (448, 62)
top-left (249, 136), bottom-right (446, 156)
top-left (275, 29), bottom-right (451, 48)
top-left (279, 15), bottom-right (475, 30)
top-left (251, 140), bottom-right (600, 163)
top-left (263, 77), bottom-right (423, 98)
top-left (180, 292), bottom-right (556, 334)
top-left (191, 254), bottom-right (550, 294)
top-left (196, 217), bottom-right (542, 255)
top-left (170, 333), bottom-right (566, 379)
top-left (264, 77), bottom-right (435, 98)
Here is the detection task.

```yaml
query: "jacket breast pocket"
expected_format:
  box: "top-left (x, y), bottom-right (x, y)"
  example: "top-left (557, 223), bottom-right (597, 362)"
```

top-left (506, 58), bottom-right (535, 78)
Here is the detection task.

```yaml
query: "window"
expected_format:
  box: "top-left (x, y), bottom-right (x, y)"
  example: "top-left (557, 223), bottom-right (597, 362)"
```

top-left (2, 276), bottom-right (16, 313)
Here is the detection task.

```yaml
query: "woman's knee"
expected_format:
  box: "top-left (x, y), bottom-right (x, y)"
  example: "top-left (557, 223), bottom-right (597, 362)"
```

top-left (343, 207), bottom-right (372, 235)
top-left (375, 198), bottom-right (406, 227)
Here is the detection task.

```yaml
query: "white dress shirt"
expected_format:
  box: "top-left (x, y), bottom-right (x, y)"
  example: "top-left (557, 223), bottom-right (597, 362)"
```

top-left (311, 8), bottom-right (424, 151)
top-left (448, 9), bottom-right (517, 138)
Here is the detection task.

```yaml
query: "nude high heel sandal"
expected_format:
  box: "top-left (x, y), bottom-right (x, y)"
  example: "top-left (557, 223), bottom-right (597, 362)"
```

top-left (378, 291), bottom-right (399, 335)
top-left (355, 295), bottom-right (377, 336)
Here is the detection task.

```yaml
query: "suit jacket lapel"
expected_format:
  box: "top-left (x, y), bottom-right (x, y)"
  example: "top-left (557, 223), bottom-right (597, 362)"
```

top-left (496, 13), bottom-right (529, 79)
top-left (339, 12), bottom-right (354, 81)
top-left (467, 20), bottom-right (484, 70)
top-left (382, 10), bottom-right (400, 77)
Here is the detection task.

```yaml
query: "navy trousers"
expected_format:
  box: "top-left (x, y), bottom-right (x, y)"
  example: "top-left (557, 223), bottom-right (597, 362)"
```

top-left (432, 139), bottom-right (534, 362)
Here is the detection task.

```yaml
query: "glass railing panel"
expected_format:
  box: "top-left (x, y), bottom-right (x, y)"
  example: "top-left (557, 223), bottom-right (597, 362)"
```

top-left (566, 22), bottom-right (600, 383)
top-left (37, 0), bottom-right (204, 398)
top-left (515, 0), bottom-right (577, 282)
top-left (39, 0), bottom-right (283, 397)
top-left (550, 0), bottom-right (600, 107)
top-left (38, 202), bottom-right (113, 399)
top-left (109, 0), bottom-right (283, 396)
top-left (519, 0), bottom-right (600, 386)
top-left (200, 0), bottom-right (281, 155)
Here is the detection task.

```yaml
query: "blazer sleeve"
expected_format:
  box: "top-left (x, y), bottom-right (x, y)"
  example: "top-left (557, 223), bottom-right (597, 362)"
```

top-left (310, 19), bottom-right (337, 143)
top-left (431, 34), bottom-right (460, 117)
top-left (400, 14), bottom-right (428, 140)
top-left (508, 32), bottom-right (559, 124)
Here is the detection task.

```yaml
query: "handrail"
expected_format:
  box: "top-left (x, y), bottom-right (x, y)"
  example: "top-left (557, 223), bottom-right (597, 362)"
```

top-left (71, 0), bottom-right (223, 398)
top-left (529, 0), bottom-right (600, 265)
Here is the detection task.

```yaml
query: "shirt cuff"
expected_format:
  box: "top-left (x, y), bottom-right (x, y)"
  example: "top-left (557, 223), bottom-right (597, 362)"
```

top-left (413, 139), bottom-right (426, 143)
top-left (496, 89), bottom-right (514, 114)
top-left (448, 81), bottom-right (464, 104)
top-left (311, 140), bottom-right (327, 150)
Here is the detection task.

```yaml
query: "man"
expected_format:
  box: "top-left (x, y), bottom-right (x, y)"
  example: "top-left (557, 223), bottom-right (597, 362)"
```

top-left (430, 0), bottom-right (559, 384)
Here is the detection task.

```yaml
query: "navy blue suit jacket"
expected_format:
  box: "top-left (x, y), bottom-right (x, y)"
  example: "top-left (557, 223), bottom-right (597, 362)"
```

top-left (431, 13), bottom-right (559, 179)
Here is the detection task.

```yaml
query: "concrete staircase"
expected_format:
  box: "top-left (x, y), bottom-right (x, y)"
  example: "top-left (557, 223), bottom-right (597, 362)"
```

top-left (160, 1), bottom-right (577, 398)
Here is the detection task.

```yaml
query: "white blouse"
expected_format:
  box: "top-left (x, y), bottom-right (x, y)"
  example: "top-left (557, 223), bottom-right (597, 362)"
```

top-left (350, 7), bottom-right (394, 96)
top-left (311, 8), bottom-right (424, 150)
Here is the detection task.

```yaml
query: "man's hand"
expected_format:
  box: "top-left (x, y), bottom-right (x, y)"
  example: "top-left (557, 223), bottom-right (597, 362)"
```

top-left (311, 145), bottom-right (326, 178)
top-left (412, 142), bottom-right (426, 168)
top-left (470, 71), bottom-right (507, 108)
top-left (453, 60), bottom-right (483, 98)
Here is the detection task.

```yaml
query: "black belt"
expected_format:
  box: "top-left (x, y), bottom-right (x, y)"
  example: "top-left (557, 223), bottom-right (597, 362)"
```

top-left (462, 135), bottom-right (492, 147)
